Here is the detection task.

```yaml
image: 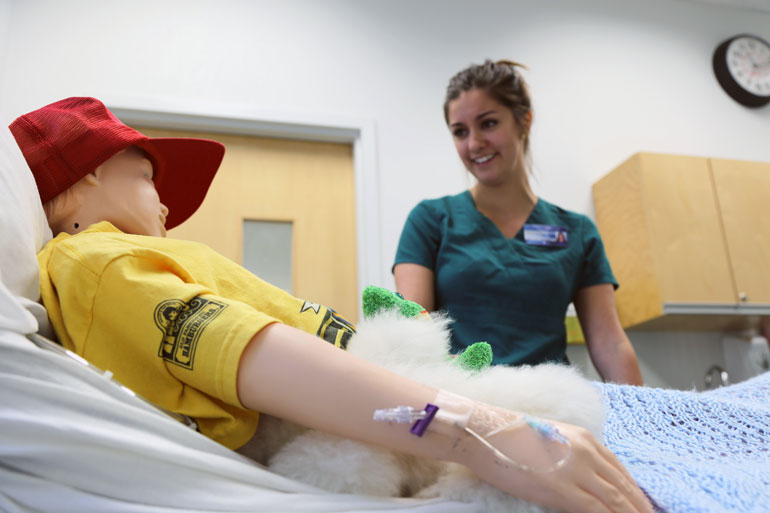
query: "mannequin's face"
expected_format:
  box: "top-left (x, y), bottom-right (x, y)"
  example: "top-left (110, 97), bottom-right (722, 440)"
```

top-left (90, 146), bottom-right (169, 237)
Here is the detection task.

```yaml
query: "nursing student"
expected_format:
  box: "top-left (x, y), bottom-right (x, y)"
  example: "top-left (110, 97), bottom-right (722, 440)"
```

top-left (11, 97), bottom-right (650, 513)
top-left (394, 60), bottom-right (643, 385)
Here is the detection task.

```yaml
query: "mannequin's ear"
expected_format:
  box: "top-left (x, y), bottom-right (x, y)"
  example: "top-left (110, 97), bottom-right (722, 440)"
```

top-left (83, 170), bottom-right (101, 186)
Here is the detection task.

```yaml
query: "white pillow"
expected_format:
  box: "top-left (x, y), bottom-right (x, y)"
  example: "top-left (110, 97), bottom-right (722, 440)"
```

top-left (0, 125), bottom-right (53, 335)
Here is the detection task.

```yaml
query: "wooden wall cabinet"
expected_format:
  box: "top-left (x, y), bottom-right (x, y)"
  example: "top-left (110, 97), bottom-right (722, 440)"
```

top-left (592, 153), bottom-right (770, 331)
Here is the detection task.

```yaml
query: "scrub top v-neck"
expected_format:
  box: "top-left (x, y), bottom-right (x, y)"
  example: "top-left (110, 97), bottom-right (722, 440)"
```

top-left (394, 190), bottom-right (617, 366)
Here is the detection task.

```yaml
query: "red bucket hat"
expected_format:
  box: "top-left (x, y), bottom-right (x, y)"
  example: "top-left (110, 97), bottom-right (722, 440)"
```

top-left (9, 97), bottom-right (225, 230)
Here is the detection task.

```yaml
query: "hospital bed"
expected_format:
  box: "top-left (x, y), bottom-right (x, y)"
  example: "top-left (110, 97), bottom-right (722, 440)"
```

top-left (2, 125), bottom-right (769, 513)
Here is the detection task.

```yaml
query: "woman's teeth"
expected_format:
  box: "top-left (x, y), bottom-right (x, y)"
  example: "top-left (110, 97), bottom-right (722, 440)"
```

top-left (473, 154), bottom-right (495, 164)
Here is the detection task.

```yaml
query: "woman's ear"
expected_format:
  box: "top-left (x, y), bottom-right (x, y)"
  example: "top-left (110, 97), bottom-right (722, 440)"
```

top-left (521, 110), bottom-right (533, 134)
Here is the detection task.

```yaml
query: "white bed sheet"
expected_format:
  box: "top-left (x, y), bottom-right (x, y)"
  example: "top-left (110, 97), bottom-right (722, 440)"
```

top-left (0, 314), bottom-right (476, 513)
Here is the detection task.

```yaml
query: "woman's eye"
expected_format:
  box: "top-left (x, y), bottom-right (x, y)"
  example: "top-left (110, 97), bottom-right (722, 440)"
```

top-left (452, 127), bottom-right (468, 138)
top-left (481, 119), bottom-right (497, 129)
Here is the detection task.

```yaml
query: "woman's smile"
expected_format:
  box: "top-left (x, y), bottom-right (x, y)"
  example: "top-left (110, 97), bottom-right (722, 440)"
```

top-left (472, 153), bottom-right (498, 165)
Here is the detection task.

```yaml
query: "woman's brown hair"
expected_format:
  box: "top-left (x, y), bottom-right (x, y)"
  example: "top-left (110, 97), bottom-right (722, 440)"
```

top-left (443, 59), bottom-right (532, 151)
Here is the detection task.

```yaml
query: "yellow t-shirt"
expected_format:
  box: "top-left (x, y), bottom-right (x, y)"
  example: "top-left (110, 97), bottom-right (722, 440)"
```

top-left (37, 221), bottom-right (355, 449)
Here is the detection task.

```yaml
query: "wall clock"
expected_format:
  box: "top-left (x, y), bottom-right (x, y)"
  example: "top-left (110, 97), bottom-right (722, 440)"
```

top-left (712, 34), bottom-right (770, 108)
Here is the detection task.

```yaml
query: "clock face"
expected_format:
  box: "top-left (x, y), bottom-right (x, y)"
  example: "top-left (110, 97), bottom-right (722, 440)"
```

top-left (725, 36), bottom-right (770, 98)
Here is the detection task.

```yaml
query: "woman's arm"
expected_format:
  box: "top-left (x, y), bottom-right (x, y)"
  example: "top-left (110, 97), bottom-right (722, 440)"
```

top-left (574, 284), bottom-right (643, 385)
top-left (393, 262), bottom-right (435, 311)
top-left (236, 323), bottom-right (651, 513)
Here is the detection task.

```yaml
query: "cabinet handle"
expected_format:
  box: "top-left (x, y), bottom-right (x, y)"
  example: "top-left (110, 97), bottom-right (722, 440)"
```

top-left (739, 292), bottom-right (748, 302)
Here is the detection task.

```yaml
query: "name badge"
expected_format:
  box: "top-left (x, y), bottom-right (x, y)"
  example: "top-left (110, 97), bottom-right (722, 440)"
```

top-left (523, 224), bottom-right (568, 247)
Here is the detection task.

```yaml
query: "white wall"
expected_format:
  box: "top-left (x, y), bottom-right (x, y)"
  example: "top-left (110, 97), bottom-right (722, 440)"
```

top-left (2, 0), bottom-right (769, 389)
top-left (0, 0), bottom-right (10, 86)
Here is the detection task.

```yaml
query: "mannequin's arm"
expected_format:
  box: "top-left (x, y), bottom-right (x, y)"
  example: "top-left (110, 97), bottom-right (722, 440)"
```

top-left (236, 323), bottom-right (652, 513)
top-left (236, 322), bottom-right (447, 459)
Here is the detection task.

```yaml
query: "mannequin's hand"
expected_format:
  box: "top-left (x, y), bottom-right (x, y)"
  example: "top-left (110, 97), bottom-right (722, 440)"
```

top-left (465, 420), bottom-right (652, 513)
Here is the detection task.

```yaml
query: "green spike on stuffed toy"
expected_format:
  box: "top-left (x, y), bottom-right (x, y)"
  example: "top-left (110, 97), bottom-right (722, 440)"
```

top-left (455, 341), bottom-right (493, 372)
top-left (361, 286), bottom-right (493, 372)
top-left (361, 285), bottom-right (429, 320)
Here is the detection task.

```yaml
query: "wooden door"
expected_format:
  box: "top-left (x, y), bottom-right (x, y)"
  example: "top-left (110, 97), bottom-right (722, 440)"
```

top-left (136, 127), bottom-right (359, 321)
top-left (710, 158), bottom-right (770, 304)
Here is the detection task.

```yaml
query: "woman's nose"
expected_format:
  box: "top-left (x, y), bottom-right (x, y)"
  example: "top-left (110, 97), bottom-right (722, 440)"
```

top-left (160, 203), bottom-right (169, 217)
top-left (468, 130), bottom-right (485, 151)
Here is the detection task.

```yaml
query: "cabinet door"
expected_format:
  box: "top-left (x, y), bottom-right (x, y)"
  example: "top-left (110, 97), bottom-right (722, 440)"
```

top-left (639, 154), bottom-right (735, 304)
top-left (710, 158), bottom-right (770, 304)
top-left (594, 154), bottom-right (663, 327)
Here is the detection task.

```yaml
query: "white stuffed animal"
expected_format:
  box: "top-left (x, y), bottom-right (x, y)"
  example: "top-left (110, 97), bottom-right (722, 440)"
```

top-left (243, 306), bottom-right (605, 513)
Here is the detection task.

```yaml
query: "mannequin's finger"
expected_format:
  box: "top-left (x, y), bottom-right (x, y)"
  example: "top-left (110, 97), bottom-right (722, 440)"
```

top-left (597, 443), bottom-right (638, 484)
top-left (581, 464), bottom-right (652, 513)
top-left (558, 487), bottom-right (614, 513)
top-left (594, 446), bottom-right (652, 513)
top-left (584, 480), bottom-right (649, 513)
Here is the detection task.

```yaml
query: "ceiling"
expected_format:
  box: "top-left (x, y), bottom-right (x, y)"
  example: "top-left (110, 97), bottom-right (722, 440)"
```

top-left (683, 0), bottom-right (770, 13)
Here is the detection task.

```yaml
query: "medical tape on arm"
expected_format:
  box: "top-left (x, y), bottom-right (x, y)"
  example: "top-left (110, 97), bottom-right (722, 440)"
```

top-left (373, 389), bottom-right (571, 473)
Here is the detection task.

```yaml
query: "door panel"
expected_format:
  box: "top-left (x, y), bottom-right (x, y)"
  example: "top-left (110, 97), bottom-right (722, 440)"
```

top-left (242, 219), bottom-right (293, 293)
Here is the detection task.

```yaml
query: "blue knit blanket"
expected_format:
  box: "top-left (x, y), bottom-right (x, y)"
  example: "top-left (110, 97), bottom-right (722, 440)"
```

top-left (601, 372), bottom-right (770, 513)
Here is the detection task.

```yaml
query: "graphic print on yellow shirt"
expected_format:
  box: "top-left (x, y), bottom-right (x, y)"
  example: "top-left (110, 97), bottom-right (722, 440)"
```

top-left (155, 297), bottom-right (229, 369)
top-left (301, 300), bottom-right (355, 349)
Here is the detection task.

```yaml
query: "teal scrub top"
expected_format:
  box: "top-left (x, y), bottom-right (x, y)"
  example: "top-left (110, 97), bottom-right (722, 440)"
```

top-left (394, 191), bottom-right (617, 366)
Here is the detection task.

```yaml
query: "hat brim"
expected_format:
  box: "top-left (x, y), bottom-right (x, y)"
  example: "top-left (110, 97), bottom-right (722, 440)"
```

top-left (137, 138), bottom-right (225, 230)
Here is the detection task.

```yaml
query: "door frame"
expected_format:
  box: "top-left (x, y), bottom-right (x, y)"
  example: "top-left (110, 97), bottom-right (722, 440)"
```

top-left (110, 102), bottom-right (383, 309)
